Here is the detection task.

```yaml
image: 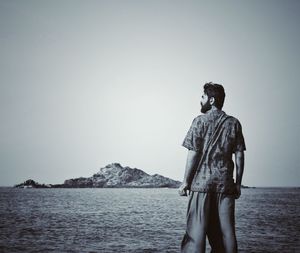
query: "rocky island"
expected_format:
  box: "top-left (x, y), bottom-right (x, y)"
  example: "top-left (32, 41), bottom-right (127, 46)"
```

top-left (15, 163), bottom-right (181, 188)
top-left (15, 179), bottom-right (51, 188)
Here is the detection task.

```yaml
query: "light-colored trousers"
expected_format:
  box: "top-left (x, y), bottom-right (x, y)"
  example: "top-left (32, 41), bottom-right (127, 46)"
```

top-left (181, 192), bottom-right (237, 253)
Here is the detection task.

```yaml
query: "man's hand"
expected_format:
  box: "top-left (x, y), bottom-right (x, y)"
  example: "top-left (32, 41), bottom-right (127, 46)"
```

top-left (179, 150), bottom-right (198, 197)
top-left (235, 151), bottom-right (244, 199)
top-left (235, 184), bottom-right (241, 199)
top-left (178, 182), bottom-right (189, 196)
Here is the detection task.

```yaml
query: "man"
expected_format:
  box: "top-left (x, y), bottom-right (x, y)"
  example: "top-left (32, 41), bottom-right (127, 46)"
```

top-left (179, 82), bottom-right (246, 253)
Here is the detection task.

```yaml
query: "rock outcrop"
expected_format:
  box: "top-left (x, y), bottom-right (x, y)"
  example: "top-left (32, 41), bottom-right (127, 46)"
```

top-left (63, 163), bottom-right (181, 188)
top-left (15, 163), bottom-right (181, 188)
top-left (15, 179), bottom-right (51, 188)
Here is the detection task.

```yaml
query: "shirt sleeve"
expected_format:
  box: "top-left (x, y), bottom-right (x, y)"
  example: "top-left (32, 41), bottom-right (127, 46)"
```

top-left (182, 117), bottom-right (202, 152)
top-left (233, 120), bottom-right (246, 152)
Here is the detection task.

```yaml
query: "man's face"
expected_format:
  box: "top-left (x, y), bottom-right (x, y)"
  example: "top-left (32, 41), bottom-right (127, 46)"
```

top-left (200, 93), bottom-right (211, 113)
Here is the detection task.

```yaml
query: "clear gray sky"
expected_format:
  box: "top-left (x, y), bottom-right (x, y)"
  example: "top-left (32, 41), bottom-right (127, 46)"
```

top-left (1, 0), bottom-right (299, 187)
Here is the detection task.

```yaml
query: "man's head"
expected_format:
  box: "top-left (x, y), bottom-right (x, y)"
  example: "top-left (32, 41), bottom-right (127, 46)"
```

top-left (200, 82), bottom-right (225, 113)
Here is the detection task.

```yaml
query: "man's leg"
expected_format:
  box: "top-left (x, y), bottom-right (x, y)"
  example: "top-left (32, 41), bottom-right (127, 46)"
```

top-left (218, 194), bottom-right (237, 253)
top-left (207, 193), bottom-right (225, 253)
top-left (181, 192), bottom-right (211, 253)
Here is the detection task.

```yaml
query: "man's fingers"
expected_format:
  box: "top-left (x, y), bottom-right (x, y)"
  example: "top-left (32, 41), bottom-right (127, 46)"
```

top-left (178, 187), bottom-right (187, 196)
top-left (235, 190), bottom-right (241, 199)
top-left (179, 190), bottom-right (187, 196)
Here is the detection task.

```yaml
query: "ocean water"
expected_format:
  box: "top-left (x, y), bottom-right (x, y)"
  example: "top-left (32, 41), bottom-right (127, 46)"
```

top-left (0, 187), bottom-right (299, 253)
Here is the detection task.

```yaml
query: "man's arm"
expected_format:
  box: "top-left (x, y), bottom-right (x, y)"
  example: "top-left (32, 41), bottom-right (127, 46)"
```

top-left (178, 150), bottom-right (199, 196)
top-left (235, 150), bottom-right (245, 199)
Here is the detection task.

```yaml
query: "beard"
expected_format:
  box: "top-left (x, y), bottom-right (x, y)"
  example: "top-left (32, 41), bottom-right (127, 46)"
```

top-left (201, 100), bottom-right (211, 113)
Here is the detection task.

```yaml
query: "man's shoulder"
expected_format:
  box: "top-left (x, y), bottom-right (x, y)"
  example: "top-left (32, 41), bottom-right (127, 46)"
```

top-left (226, 114), bottom-right (239, 122)
top-left (191, 112), bottom-right (243, 126)
top-left (192, 114), bottom-right (205, 125)
top-left (224, 114), bottom-right (243, 128)
top-left (192, 111), bottom-right (228, 124)
top-left (193, 114), bottom-right (204, 121)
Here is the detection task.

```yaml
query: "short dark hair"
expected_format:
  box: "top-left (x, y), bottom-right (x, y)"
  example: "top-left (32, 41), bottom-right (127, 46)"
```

top-left (203, 82), bottom-right (225, 110)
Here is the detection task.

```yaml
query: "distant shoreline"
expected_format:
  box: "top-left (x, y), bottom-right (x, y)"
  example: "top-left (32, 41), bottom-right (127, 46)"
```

top-left (2, 186), bottom-right (299, 189)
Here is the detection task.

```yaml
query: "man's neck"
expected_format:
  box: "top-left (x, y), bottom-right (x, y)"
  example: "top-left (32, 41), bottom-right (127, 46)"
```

top-left (206, 106), bottom-right (219, 114)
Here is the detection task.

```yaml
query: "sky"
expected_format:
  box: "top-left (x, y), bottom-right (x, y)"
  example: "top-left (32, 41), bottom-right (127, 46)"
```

top-left (0, 0), bottom-right (299, 187)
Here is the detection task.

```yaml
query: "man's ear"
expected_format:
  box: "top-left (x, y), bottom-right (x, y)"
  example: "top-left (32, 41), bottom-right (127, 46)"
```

top-left (209, 97), bottom-right (215, 106)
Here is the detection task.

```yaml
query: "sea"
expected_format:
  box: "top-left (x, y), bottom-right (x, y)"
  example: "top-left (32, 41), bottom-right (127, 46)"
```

top-left (0, 187), bottom-right (299, 253)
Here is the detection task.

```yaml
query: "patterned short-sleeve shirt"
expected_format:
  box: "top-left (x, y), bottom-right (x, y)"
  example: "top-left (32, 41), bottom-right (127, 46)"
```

top-left (182, 109), bottom-right (246, 193)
